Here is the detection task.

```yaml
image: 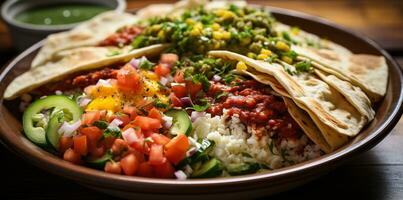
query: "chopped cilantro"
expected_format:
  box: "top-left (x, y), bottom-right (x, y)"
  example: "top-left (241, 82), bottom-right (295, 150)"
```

top-left (192, 74), bottom-right (211, 91)
top-left (103, 126), bottom-right (121, 138)
top-left (131, 35), bottom-right (147, 48)
top-left (107, 50), bottom-right (121, 57)
top-left (295, 61), bottom-right (313, 73)
top-left (154, 98), bottom-right (169, 109)
top-left (139, 57), bottom-right (155, 70)
top-left (215, 92), bottom-right (228, 100)
top-left (192, 103), bottom-right (210, 112)
top-left (93, 120), bottom-right (108, 129)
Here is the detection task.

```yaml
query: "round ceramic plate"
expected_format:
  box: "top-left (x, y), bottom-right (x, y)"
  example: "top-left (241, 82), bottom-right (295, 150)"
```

top-left (0, 6), bottom-right (402, 200)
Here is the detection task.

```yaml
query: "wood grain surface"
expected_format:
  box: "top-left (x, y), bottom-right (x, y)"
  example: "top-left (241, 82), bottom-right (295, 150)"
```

top-left (0, 0), bottom-right (402, 199)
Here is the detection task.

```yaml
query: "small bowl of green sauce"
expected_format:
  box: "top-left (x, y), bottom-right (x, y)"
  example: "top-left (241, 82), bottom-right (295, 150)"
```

top-left (1, 0), bottom-right (126, 50)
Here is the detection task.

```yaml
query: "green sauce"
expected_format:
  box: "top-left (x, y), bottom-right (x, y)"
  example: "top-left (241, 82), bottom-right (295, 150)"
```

top-left (15, 4), bottom-right (111, 26)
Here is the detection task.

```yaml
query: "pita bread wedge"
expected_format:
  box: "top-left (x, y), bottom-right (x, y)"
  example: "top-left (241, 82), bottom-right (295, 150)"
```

top-left (31, 11), bottom-right (138, 68)
top-left (292, 45), bottom-right (388, 102)
top-left (209, 50), bottom-right (366, 138)
top-left (273, 23), bottom-right (352, 56)
top-left (5, 44), bottom-right (169, 100)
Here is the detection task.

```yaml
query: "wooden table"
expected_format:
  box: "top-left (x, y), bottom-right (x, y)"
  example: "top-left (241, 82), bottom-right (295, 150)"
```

top-left (1, 1), bottom-right (402, 199)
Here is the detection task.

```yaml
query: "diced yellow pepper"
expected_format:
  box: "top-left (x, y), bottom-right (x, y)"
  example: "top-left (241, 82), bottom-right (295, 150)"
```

top-left (144, 80), bottom-right (160, 96)
top-left (260, 49), bottom-right (272, 56)
top-left (236, 61), bottom-right (248, 71)
top-left (221, 31), bottom-right (231, 40)
top-left (157, 94), bottom-right (169, 104)
top-left (86, 97), bottom-right (120, 112)
top-left (275, 41), bottom-right (290, 51)
top-left (141, 70), bottom-right (159, 81)
top-left (281, 56), bottom-right (293, 64)
top-left (257, 54), bottom-right (269, 60)
top-left (213, 31), bottom-right (223, 40)
top-left (88, 85), bottom-right (117, 98)
top-left (212, 23), bottom-right (220, 31)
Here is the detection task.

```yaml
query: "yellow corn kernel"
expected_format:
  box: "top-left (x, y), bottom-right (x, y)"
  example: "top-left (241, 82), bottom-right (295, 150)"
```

top-left (213, 31), bottom-right (223, 40)
top-left (86, 97), bottom-right (120, 112)
top-left (236, 61), bottom-right (247, 71)
top-left (141, 70), bottom-right (159, 81)
top-left (190, 28), bottom-right (201, 36)
top-left (212, 23), bottom-right (220, 31)
top-left (221, 31), bottom-right (231, 40)
top-left (215, 9), bottom-right (235, 20)
top-left (275, 41), bottom-right (290, 51)
top-left (281, 56), bottom-right (293, 64)
top-left (260, 49), bottom-right (272, 56)
top-left (194, 23), bottom-right (203, 30)
top-left (157, 30), bottom-right (165, 39)
top-left (291, 27), bottom-right (300, 35)
top-left (215, 9), bottom-right (226, 17)
top-left (247, 52), bottom-right (256, 59)
top-left (257, 54), bottom-right (269, 60)
top-left (157, 94), bottom-right (169, 104)
top-left (185, 18), bottom-right (195, 25)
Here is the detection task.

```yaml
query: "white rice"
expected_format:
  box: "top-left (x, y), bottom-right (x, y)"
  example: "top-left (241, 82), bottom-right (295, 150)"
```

top-left (191, 110), bottom-right (322, 171)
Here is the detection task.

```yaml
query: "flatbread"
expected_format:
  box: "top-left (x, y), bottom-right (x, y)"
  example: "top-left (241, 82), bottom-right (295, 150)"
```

top-left (314, 69), bottom-right (374, 121)
top-left (31, 11), bottom-right (138, 68)
top-left (273, 23), bottom-right (352, 56)
top-left (4, 44), bottom-right (169, 100)
top-left (209, 50), bottom-right (366, 138)
top-left (292, 45), bottom-right (388, 102)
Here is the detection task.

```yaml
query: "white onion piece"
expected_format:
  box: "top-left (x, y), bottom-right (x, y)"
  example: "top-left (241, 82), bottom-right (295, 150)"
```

top-left (122, 128), bottom-right (138, 144)
top-left (58, 120), bottom-right (82, 137)
top-left (78, 97), bottom-right (91, 107)
top-left (174, 170), bottom-right (187, 180)
top-left (129, 58), bottom-right (141, 69)
top-left (186, 147), bottom-right (197, 157)
top-left (188, 137), bottom-right (201, 149)
top-left (162, 115), bottom-right (173, 128)
top-left (109, 118), bottom-right (123, 128)
top-left (159, 77), bottom-right (169, 86)
top-left (212, 75), bottom-right (221, 81)
top-left (96, 79), bottom-right (112, 87)
top-left (190, 111), bottom-right (205, 122)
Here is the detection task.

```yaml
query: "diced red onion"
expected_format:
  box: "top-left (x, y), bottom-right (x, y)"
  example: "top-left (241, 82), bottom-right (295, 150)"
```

top-left (180, 97), bottom-right (192, 107)
top-left (174, 170), bottom-right (187, 180)
top-left (96, 79), bottom-right (112, 87)
top-left (78, 97), bottom-right (91, 107)
top-left (159, 77), bottom-right (169, 86)
top-left (122, 128), bottom-right (138, 144)
top-left (190, 111), bottom-right (205, 122)
top-left (212, 75), bottom-right (222, 82)
top-left (58, 120), bottom-right (82, 137)
top-left (129, 58), bottom-right (141, 69)
top-left (162, 115), bottom-right (173, 128)
top-left (109, 118), bottom-right (123, 128)
top-left (186, 147), bottom-right (197, 157)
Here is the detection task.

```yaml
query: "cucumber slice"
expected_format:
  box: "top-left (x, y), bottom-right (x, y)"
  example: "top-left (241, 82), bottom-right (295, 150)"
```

top-left (46, 110), bottom-right (65, 150)
top-left (85, 151), bottom-right (113, 169)
top-left (23, 95), bottom-right (82, 147)
top-left (190, 139), bottom-right (215, 164)
top-left (191, 158), bottom-right (223, 178)
top-left (226, 163), bottom-right (261, 176)
top-left (164, 109), bottom-right (192, 136)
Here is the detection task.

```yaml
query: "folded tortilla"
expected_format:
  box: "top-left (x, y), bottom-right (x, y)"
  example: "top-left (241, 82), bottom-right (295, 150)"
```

top-left (292, 46), bottom-right (388, 102)
top-left (31, 11), bottom-right (138, 68)
top-left (5, 44), bottom-right (169, 100)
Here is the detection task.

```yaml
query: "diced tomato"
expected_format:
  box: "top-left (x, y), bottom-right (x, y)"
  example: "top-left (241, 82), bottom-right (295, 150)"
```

top-left (171, 83), bottom-right (187, 98)
top-left (164, 134), bottom-right (189, 165)
top-left (169, 93), bottom-right (183, 107)
top-left (120, 153), bottom-right (139, 176)
top-left (104, 161), bottom-right (122, 174)
top-left (131, 149), bottom-right (145, 163)
top-left (110, 113), bottom-right (131, 127)
top-left (154, 64), bottom-right (171, 77)
top-left (73, 135), bottom-right (88, 156)
top-left (153, 161), bottom-right (175, 178)
top-left (82, 111), bottom-right (101, 125)
top-left (151, 133), bottom-right (171, 145)
top-left (90, 145), bottom-right (105, 158)
top-left (149, 144), bottom-right (166, 165)
top-left (117, 64), bottom-right (143, 93)
top-left (187, 81), bottom-right (203, 97)
top-left (104, 136), bottom-right (116, 149)
top-left (137, 162), bottom-right (154, 177)
top-left (148, 107), bottom-right (162, 121)
top-left (123, 105), bottom-right (138, 120)
top-left (59, 136), bottom-right (73, 153)
top-left (143, 130), bottom-right (154, 138)
top-left (160, 53), bottom-right (178, 67)
top-left (80, 126), bottom-right (103, 154)
top-left (132, 116), bottom-right (162, 131)
top-left (63, 148), bottom-right (81, 164)
top-left (174, 71), bottom-right (185, 83)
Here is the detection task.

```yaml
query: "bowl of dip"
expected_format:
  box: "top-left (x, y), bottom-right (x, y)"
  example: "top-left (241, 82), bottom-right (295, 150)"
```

top-left (1, 0), bottom-right (126, 50)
